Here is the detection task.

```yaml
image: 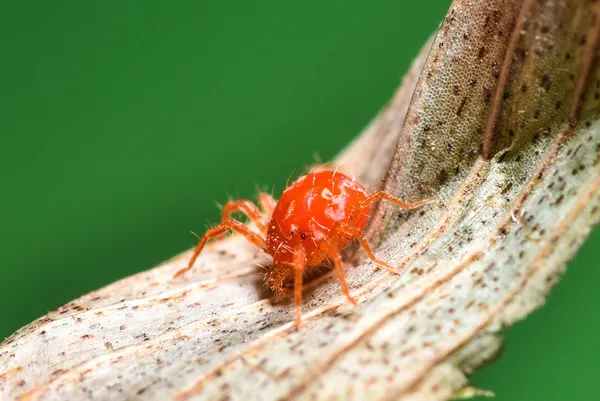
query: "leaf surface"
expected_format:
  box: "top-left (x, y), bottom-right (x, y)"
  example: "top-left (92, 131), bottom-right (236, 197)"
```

top-left (2, 1), bottom-right (600, 400)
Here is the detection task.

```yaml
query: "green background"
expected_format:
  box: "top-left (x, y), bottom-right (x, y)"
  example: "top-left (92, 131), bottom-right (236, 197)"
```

top-left (1, 1), bottom-right (598, 400)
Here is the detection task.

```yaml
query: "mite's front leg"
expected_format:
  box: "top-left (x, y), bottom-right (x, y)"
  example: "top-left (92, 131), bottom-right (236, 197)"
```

top-left (337, 224), bottom-right (402, 274)
top-left (292, 245), bottom-right (306, 329)
top-left (265, 249), bottom-right (307, 329)
top-left (220, 199), bottom-right (266, 232)
top-left (173, 219), bottom-right (266, 279)
top-left (323, 242), bottom-right (358, 306)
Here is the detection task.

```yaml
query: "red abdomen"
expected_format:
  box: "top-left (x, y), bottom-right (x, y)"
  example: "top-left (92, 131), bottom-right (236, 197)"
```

top-left (266, 169), bottom-right (370, 266)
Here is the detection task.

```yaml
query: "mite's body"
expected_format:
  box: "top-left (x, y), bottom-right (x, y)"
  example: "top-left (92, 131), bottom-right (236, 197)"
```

top-left (174, 168), bottom-right (429, 327)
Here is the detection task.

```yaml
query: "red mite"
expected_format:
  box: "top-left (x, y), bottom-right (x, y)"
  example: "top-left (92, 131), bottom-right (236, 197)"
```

top-left (174, 167), bottom-right (430, 328)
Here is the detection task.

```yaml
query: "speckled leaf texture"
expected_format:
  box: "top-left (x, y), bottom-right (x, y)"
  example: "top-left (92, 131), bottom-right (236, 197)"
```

top-left (2, 0), bottom-right (600, 400)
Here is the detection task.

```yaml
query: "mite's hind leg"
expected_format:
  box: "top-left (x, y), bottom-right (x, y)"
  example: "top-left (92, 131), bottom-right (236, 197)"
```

top-left (173, 219), bottom-right (266, 279)
top-left (324, 243), bottom-right (358, 306)
top-left (337, 225), bottom-right (402, 274)
top-left (292, 245), bottom-right (306, 329)
top-left (221, 200), bottom-right (266, 232)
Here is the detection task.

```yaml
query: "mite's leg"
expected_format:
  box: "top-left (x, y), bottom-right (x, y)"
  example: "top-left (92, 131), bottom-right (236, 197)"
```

top-left (173, 219), bottom-right (266, 279)
top-left (258, 192), bottom-right (277, 235)
top-left (337, 225), bottom-right (402, 274)
top-left (349, 190), bottom-right (432, 223)
top-left (221, 200), bottom-right (266, 232)
top-left (324, 244), bottom-right (358, 306)
top-left (292, 245), bottom-right (306, 329)
top-left (258, 192), bottom-right (277, 216)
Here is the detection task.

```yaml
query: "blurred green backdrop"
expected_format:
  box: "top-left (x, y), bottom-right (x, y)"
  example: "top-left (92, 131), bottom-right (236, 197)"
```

top-left (1, 1), bottom-right (598, 400)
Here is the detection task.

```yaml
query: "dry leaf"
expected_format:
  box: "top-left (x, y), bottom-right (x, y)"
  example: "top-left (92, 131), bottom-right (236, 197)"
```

top-left (2, 0), bottom-right (600, 400)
